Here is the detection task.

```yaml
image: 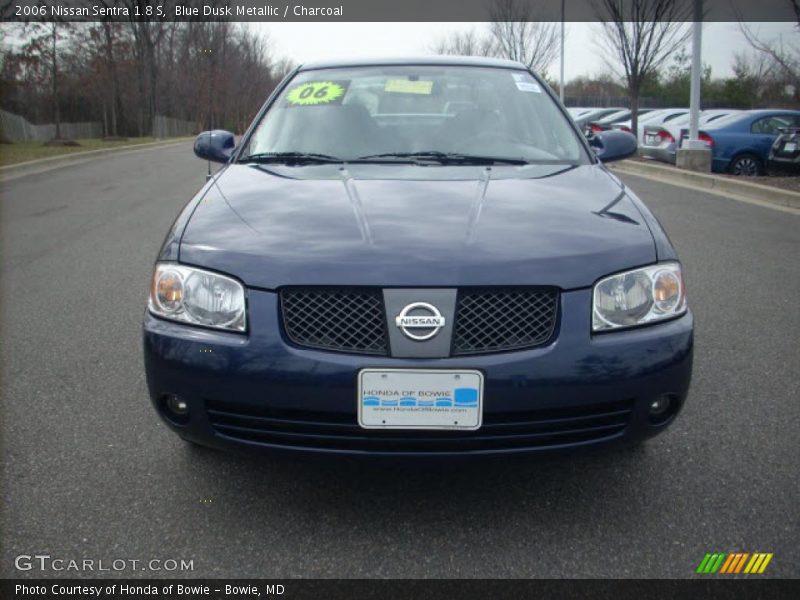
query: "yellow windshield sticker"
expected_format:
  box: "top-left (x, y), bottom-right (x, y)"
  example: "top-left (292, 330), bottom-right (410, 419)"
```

top-left (384, 79), bottom-right (434, 95)
top-left (286, 81), bottom-right (347, 106)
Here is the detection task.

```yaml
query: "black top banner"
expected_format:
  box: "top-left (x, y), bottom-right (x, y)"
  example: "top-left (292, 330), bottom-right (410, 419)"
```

top-left (1, 0), bottom-right (799, 22)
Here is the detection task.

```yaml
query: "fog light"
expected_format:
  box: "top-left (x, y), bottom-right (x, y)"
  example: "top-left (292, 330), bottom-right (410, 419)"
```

top-left (649, 396), bottom-right (671, 416)
top-left (165, 394), bottom-right (188, 415)
top-left (648, 394), bottom-right (679, 425)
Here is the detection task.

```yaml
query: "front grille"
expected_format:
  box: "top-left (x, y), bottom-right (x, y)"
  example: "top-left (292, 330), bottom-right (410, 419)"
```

top-left (280, 287), bottom-right (558, 356)
top-left (452, 289), bottom-right (558, 355)
top-left (281, 288), bottom-right (388, 355)
top-left (206, 398), bottom-right (633, 453)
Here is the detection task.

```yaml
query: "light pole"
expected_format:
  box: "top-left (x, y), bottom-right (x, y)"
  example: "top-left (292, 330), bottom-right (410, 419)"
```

top-left (676, 0), bottom-right (712, 172)
top-left (686, 0), bottom-right (703, 147)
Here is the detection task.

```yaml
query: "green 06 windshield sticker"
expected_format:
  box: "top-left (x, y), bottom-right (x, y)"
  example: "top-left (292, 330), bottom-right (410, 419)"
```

top-left (285, 81), bottom-right (348, 106)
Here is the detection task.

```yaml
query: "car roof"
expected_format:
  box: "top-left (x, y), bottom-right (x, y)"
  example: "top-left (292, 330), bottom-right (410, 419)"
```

top-left (742, 108), bottom-right (800, 116)
top-left (298, 56), bottom-right (528, 71)
top-left (700, 109), bottom-right (799, 131)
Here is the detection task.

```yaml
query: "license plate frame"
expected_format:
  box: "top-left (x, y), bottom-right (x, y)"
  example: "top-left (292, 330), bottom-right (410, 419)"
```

top-left (357, 368), bottom-right (484, 431)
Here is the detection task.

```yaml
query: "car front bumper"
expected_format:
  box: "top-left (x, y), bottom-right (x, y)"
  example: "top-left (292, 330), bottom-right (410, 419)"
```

top-left (143, 288), bottom-right (694, 457)
top-left (639, 145), bottom-right (677, 164)
top-left (767, 157), bottom-right (800, 173)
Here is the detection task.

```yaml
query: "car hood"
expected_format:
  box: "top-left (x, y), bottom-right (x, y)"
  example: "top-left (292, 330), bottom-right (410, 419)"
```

top-left (179, 163), bottom-right (656, 289)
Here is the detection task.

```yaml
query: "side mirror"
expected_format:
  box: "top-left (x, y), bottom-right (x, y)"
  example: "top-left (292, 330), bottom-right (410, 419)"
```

top-left (193, 130), bottom-right (235, 163)
top-left (588, 129), bottom-right (637, 163)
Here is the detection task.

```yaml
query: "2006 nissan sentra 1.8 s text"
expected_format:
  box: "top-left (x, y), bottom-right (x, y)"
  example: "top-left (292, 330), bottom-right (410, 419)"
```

top-left (143, 57), bottom-right (693, 457)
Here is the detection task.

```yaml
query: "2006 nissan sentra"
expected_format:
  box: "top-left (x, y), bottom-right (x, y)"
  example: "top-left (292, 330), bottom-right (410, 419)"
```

top-left (143, 57), bottom-right (693, 456)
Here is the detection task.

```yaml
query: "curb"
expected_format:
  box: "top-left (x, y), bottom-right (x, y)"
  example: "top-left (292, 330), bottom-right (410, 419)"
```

top-left (611, 159), bottom-right (800, 212)
top-left (0, 137), bottom-right (194, 182)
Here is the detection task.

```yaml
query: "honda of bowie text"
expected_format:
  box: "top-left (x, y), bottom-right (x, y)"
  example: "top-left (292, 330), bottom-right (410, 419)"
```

top-left (143, 57), bottom-right (693, 456)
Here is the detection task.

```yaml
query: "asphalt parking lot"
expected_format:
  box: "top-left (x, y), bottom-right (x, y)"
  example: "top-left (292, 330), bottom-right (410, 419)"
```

top-left (1, 143), bottom-right (798, 579)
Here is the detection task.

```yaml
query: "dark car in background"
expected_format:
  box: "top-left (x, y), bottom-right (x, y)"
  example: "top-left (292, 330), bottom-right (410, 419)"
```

top-left (683, 109), bottom-right (800, 175)
top-left (143, 57), bottom-right (692, 457)
top-left (767, 126), bottom-right (800, 173)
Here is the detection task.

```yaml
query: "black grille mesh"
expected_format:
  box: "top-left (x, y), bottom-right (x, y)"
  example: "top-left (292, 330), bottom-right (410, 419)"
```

top-left (280, 288), bottom-right (558, 356)
top-left (452, 289), bottom-right (558, 355)
top-left (281, 289), bottom-right (388, 355)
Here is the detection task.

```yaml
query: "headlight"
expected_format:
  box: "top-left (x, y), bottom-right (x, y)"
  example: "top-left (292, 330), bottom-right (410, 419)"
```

top-left (149, 263), bottom-right (246, 332)
top-left (593, 262), bottom-right (686, 331)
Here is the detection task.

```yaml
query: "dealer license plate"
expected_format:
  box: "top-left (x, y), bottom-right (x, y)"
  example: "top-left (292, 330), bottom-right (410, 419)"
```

top-left (357, 369), bottom-right (483, 430)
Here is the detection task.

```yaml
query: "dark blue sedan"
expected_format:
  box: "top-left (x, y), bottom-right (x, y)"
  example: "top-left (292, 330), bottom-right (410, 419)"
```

top-left (686, 109), bottom-right (800, 175)
top-left (143, 57), bottom-right (693, 457)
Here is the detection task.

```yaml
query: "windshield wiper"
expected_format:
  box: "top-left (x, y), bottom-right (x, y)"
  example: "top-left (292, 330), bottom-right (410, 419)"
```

top-left (239, 152), bottom-right (343, 164)
top-left (356, 151), bottom-right (529, 165)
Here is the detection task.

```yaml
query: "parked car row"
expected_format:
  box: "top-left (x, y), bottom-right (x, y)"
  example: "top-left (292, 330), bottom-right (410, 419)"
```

top-left (585, 108), bottom-right (657, 134)
top-left (568, 107), bottom-right (626, 129)
top-left (640, 109), bottom-right (739, 165)
top-left (607, 108), bottom-right (689, 142)
top-left (569, 106), bottom-right (800, 176)
top-left (650, 109), bottom-right (800, 175)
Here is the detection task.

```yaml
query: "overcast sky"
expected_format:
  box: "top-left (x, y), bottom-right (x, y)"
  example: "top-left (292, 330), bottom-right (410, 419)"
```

top-left (258, 21), bottom-right (798, 81)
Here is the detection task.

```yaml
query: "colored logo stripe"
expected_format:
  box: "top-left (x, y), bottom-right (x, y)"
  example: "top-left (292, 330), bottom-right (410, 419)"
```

top-left (744, 553), bottom-right (773, 574)
top-left (697, 552), bottom-right (773, 574)
top-left (719, 553), bottom-right (749, 573)
top-left (697, 553), bottom-right (726, 573)
top-left (719, 554), bottom-right (737, 574)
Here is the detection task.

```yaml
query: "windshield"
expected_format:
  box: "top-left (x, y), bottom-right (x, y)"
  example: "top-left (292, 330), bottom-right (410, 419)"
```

top-left (668, 111), bottom-right (735, 128)
top-left (703, 112), bottom-right (748, 130)
top-left (242, 65), bottom-right (588, 164)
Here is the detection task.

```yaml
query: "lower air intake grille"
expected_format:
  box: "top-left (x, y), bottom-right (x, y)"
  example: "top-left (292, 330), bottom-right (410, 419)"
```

top-left (281, 288), bottom-right (388, 355)
top-left (453, 289), bottom-right (558, 354)
top-left (205, 398), bottom-right (633, 453)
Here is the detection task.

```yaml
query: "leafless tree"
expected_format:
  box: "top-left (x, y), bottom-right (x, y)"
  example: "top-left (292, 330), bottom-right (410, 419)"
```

top-left (729, 51), bottom-right (778, 107)
top-left (738, 3), bottom-right (800, 93)
top-left (22, 23), bottom-right (74, 140)
top-left (433, 0), bottom-right (559, 75)
top-left (432, 29), bottom-right (494, 58)
top-left (109, 1), bottom-right (177, 135)
top-left (488, 0), bottom-right (559, 74)
top-left (74, 22), bottom-right (126, 137)
top-left (593, 0), bottom-right (692, 134)
top-left (271, 56), bottom-right (298, 81)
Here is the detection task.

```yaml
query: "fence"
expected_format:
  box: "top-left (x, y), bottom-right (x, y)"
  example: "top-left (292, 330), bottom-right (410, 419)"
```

top-left (152, 115), bottom-right (199, 138)
top-left (564, 96), bottom-right (747, 109)
top-left (565, 96), bottom-right (670, 108)
top-left (0, 109), bottom-right (103, 142)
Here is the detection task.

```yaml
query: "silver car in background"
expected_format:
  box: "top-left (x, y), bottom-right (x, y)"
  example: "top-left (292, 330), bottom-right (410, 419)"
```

top-left (613, 108), bottom-right (690, 144)
top-left (640, 110), bottom-right (740, 164)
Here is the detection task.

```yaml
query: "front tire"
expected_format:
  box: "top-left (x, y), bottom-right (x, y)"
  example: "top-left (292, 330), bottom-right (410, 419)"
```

top-left (729, 153), bottom-right (762, 176)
